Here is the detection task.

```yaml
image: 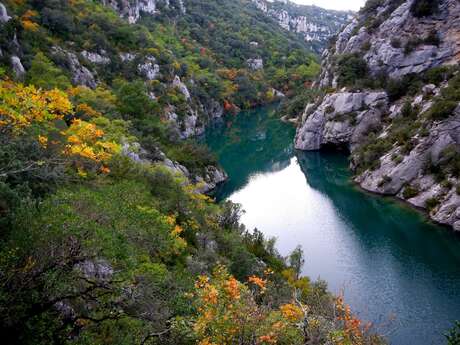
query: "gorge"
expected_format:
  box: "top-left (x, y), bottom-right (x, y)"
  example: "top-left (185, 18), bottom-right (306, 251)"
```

top-left (206, 105), bottom-right (460, 345)
top-left (1, 0), bottom-right (460, 344)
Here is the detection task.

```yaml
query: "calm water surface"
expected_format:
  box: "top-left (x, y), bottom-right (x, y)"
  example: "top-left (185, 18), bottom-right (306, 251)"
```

top-left (205, 105), bottom-right (460, 345)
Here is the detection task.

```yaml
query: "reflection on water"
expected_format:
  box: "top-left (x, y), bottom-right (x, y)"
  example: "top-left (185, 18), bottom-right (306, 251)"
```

top-left (205, 106), bottom-right (460, 345)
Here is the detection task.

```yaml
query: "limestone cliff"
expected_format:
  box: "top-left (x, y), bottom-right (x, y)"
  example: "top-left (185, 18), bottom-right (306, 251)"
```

top-left (295, 0), bottom-right (460, 230)
top-left (251, 0), bottom-right (353, 52)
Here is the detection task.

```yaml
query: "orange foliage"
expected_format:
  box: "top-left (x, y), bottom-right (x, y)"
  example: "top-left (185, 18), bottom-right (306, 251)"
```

top-left (248, 275), bottom-right (267, 291)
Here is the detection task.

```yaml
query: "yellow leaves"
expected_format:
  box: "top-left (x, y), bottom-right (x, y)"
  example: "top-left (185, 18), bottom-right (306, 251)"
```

top-left (280, 304), bottom-right (303, 322)
top-left (38, 135), bottom-right (48, 148)
top-left (76, 103), bottom-right (102, 117)
top-left (21, 256), bottom-right (36, 273)
top-left (0, 80), bottom-right (73, 131)
top-left (21, 9), bottom-right (39, 32)
top-left (334, 294), bottom-right (365, 344)
top-left (203, 285), bottom-right (219, 305)
top-left (172, 225), bottom-right (184, 236)
top-left (258, 334), bottom-right (277, 344)
top-left (248, 275), bottom-right (267, 292)
top-left (100, 166), bottom-right (110, 174)
top-left (21, 19), bottom-right (39, 31)
top-left (63, 119), bottom-right (120, 165)
top-left (224, 277), bottom-right (240, 300)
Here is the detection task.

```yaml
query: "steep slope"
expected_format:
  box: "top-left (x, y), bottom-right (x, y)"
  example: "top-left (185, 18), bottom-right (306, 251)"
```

top-left (0, 0), bottom-right (323, 188)
top-left (252, 0), bottom-right (353, 53)
top-left (0, 2), bottom-right (388, 345)
top-left (295, 0), bottom-right (460, 230)
top-left (0, 0), bottom-right (319, 137)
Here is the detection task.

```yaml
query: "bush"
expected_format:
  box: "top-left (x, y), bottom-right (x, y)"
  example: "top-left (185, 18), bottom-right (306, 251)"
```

top-left (425, 197), bottom-right (440, 210)
top-left (411, 0), bottom-right (439, 18)
top-left (336, 53), bottom-right (369, 88)
top-left (424, 30), bottom-right (440, 46)
top-left (386, 73), bottom-right (423, 101)
top-left (166, 141), bottom-right (217, 175)
top-left (429, 100), bottom-right (458, 120)
top-left (403, 185), bottom-right (420, 199)
top-left (424, 66), bottom-right (455, 85)
top-left (391, 38), bottom-right (402, 48)
top-left (26, 52), bottom-right (71, 90)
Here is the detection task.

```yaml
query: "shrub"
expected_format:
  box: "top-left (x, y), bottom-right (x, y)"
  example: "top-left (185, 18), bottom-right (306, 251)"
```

top-left (425, 197), bottom-right (440, 210)
top-left (424, 66), bottom-right (455, 85)
top-left (166, 141), bottom-right (217, 175)
top-left (336, 53), bottom-right (369, 88)
top-left (445, 321), bottom-right (460, 345)
top-left (429, 100), bottom-right (458, 120)
top-left (411, 0), bottom-right (439, 18)
top-left (325, 105), bottom-right (335, 114)
top-left (26, 52), bottom-right (71, 90)
top-left (391, 38), bottom-right (402, 48)
top-left (424, 30), bottom-right (440, 46)
top-left (403, 185), bottom-right (420, 199)
top-left (404, 37), bottom-right (423, 55)
top-left (386, 73), bottom-right (423, 101)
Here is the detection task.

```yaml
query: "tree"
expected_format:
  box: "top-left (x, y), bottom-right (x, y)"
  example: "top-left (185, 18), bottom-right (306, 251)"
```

top-left (26, 52), bottom-right (71, 90)
top-left (288, 245), bottom-right (305, 280)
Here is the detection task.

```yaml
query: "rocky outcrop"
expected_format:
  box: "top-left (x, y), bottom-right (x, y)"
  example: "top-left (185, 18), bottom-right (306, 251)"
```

top-left (81, 50), bottom-right (110, 65)
top-left (251, 0), bottom-right (353, 52)
top-left (319, 0), bottom-right (460, 87)
top-left (295, 91), bottom-right (388, 150)
top-left (137, 55), bottom-right (160, 80)
top-left (0, 2), bottom-right (11, 23)
top-left (100, 0), bottom-right (184, 23)
top-left (121, 142), bottom-right (227, 194)
top-left (247, 58), bottom-right (264, 71)
top-left (10, 55), bottom-right (25, 79)
top-left (172, 75), bottom-right (191, 100)
top-left (296, 0), bottom-right (460, 230)
top-left (52, 47), bottom-right (97, 88)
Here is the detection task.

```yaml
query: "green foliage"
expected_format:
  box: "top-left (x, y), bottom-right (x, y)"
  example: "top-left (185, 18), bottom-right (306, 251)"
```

top-left (410, 0), bottom-right (439, 18)
top-left (166, 141), bottom-right (217, 176)
top-left (26, 52), bottom-right (71, 90)
top-left (445, 321), bottom-right (460, 345)
top-left (402, 185), bottom-right (420, 199)
top-left (113, 79), bottom-right (159, 119)
top-left (428, 74), bottom-right (460, 120)
top-left (425, 197), bottom-right (440, 210)
top-left (336, 53), bottom-right (369, 88)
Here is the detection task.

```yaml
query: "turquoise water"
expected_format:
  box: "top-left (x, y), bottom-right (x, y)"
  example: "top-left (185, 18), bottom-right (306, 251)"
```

top-left (205, 105), bottom-right (460, 345)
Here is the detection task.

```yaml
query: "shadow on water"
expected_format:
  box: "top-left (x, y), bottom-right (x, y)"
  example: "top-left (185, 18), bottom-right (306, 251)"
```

top-left (295, 150), bottom-right (460, 267)
top-left (205, 104), bottom-right (295, 200)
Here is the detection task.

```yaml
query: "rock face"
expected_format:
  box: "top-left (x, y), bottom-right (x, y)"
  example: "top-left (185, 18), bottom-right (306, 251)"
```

top-left (52, 47), bottom-right (97, 88)
top-left (100, 0), bottom-right (184, 23)
top-left (246, 58), bottom-right (264, 71)
top-left (137, 55), bottom-right (160, 80)
top-left (10, 55), bottom-right (25, 79)
top-left (121, 142), bottom-right (227, 194)
top-left (295, 91), bottom-right (388, 150)
top-left (0, 2), bottom-right (11, 23)
top-left (251, 0), bottom-right (353, 52)
top-left (296, 0), bottom-right (460, 230)
top-left (319, 0), bottom-right (460, 87)
top-left (81, 50), bottom-right (110, 65)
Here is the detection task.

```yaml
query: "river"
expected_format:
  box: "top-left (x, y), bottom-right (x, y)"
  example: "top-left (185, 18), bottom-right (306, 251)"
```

top-left (205, 105), bottom-right (460, 345)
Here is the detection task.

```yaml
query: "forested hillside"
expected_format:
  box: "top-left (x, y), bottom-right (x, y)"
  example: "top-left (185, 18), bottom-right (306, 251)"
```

top-left (0, 1), bottom-right (388, 345)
